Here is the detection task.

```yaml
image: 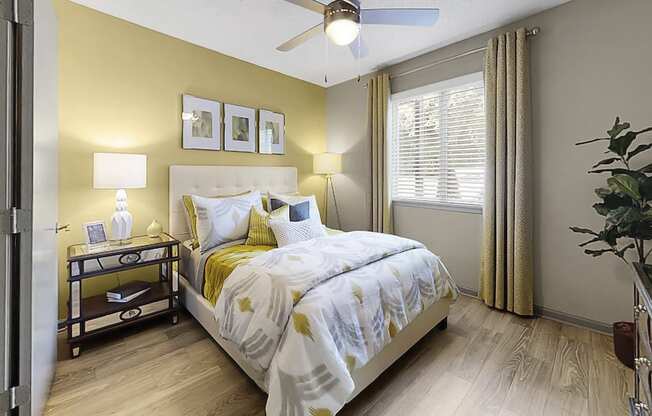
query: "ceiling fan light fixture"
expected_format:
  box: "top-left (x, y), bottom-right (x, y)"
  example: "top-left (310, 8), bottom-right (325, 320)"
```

top-left (325, 18), bottom-right (360, 46)
top-left (324, 1), bottom-right (360, 46)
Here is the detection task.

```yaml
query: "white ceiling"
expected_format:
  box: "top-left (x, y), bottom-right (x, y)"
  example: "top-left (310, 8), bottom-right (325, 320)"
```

top-left (70, 0), bottom-right (570, 87)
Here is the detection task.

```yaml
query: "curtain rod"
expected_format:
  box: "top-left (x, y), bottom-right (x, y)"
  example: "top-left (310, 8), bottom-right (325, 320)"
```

top-left (363, 27), bottom-right (540, 86)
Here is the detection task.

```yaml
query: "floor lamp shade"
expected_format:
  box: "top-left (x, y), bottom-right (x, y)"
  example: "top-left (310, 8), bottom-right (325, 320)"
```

top-left (93, 153), bottom-right (147, 241)
top-left (313, 153), bottom-right (342, 175)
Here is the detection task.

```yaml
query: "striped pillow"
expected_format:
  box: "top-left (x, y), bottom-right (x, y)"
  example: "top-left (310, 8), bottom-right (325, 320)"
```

top-left (245, 205), bottom-right (290, 246)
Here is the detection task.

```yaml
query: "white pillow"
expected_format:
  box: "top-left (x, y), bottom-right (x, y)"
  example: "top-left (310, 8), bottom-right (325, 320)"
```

top-left (192, 191), bottom-right (262, 252)
top-left (269, 218), bottom-right (327, 248)
top-left (268, 192), bottom-right (321, 223)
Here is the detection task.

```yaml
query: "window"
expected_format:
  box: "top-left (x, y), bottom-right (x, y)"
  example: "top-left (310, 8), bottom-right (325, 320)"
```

top-left (390, 72), bottom-right (486, 210)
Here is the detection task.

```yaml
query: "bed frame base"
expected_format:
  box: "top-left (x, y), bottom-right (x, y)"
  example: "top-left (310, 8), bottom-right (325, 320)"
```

top-left (178, 274), bottom-right (452, 402)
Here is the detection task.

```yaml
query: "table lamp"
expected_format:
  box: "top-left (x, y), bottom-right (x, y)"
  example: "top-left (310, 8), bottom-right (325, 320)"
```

top-left (93, 153), bottom-right (147, 242)
top-left (313, 153), bottom-right (342, 228)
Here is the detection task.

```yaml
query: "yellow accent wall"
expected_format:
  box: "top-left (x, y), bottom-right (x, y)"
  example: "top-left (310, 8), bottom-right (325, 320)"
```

top-left (55, 0), bottom-right (327, 318)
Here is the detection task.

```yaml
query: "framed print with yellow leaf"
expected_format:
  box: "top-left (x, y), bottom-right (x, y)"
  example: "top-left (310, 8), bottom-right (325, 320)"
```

top-left (224, 103), bottom-right (256, 153)
top-left (182, 94), bottom-right (221, 150)
top-left (258, 109), bottom-right (285, 155)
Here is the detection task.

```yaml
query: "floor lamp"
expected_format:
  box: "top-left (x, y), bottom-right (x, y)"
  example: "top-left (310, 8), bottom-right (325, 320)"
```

top-left (314, 153), bottom-right (342, 229)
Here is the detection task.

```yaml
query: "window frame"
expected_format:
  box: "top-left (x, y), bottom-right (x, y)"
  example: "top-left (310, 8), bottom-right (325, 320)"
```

top-left (389, 72), bottom-right (485, 214)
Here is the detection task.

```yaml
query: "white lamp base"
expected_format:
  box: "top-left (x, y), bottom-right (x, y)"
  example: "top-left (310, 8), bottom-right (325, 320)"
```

top-left (111, 189), bottom-right (133, 241)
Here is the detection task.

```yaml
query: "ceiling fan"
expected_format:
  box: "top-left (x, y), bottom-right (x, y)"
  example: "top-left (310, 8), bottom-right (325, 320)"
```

top-left (277, 0), bottom-right (440, 58)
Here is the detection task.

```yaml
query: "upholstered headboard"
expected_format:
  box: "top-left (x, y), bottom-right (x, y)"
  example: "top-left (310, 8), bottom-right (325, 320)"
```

top-left (169, 165), bottom-right (298, 241)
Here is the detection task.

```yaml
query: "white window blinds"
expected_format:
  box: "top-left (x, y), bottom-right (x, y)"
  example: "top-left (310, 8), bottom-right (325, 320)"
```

top-left (391, 72), bottom-right (486, 208)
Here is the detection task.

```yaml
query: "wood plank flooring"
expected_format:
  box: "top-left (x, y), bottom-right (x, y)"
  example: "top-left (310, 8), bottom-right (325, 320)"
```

top-left (45, 295), bottom-right (632, 416)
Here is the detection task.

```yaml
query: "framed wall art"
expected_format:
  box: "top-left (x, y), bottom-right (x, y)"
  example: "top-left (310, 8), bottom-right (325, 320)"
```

top-left (224, 103), bottom-right (256, 153)
top-left (182, 94), bottom-right (221, 151)
top-left (258, 110), bottom-right (285, 155)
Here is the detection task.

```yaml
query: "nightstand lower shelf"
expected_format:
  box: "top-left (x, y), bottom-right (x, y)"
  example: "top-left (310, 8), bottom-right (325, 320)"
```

top-left (67, 282), bottom-right (179, 357)
top-left (78, 281), bottom-right (172, 321)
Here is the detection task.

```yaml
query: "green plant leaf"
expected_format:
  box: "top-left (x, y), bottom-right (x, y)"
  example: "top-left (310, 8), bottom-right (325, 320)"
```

top-left (600, 226), bottom-right (621, 246)
top-left (608, 131), bottom-right (638, 156)
top-left (584, 248), bottom-right (615, 257)
top-left (627, 143), bottom-right (652, 161)
top-left (589, 168), bottom-right (647, 180)
top-left (569, 226), bottom-right (599, 236)
top-left (606, 206), bottom-right (641, 234)
top-left (595, 187), bottom-right (612, 198)
top-left (579, 237), bottom-right (601, 247)
top-left (635, 221), bottom-right (652, 240)
top-left (641, 177), bottom-right (652, 200)
top-left (607, 174), bottom-right (641, 200)
top-left (640, 163), bottom-right (652, 173)
top-left (592, 203), bottom-right (609, 216)
top-left (576, 137), bottom-right (610, 146)
top-left (616, 243), bottom-right (636, 257)
top-left (591, 157), bottom-right (620, 168)
top-left (642, 208), bottom-right (652, 220)
top-left (603, 193), bottom-right (633, 209)
top-left (607, 117), bottom-right (631, 138)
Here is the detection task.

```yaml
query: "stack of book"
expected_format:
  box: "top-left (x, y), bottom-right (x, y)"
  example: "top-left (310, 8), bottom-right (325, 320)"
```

top-left (106, 281), bottom-right (151, 303)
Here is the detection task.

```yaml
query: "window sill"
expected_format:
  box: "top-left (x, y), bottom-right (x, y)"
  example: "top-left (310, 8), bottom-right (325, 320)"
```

top-left (392, 199), bottom-right (482, 214)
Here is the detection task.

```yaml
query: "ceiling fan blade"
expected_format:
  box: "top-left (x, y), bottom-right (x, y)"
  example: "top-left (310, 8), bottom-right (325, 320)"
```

top-left (276, 23), bottom-right (323, 52)
top-left (349, 36), bottom-right (369, 59)
top-left (281, 0), bottom-right (326, 14)
top-left (361, 8), bottom-right (439, 26)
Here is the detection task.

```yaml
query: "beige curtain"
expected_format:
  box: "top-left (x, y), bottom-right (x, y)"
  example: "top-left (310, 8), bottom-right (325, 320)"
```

top-left (368, 73), bottom-right (393, 233)
top-left (480, 28), bottom-right (533, 316)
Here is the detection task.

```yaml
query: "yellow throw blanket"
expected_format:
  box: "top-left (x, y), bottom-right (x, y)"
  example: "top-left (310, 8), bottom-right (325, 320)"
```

top-left (202, 228), bottom-right (344, 305)
top-left (203, 245), bottom-right (274, 305)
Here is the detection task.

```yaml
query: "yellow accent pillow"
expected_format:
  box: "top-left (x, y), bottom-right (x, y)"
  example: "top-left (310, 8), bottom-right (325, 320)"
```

top-left (182, 190), bottom-right (251, 248)
top-left (245, 205), bottom-right (289, 246)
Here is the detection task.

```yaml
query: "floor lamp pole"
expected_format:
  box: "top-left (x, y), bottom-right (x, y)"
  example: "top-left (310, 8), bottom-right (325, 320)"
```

top-left (325, 174), bottom-right (342, 229)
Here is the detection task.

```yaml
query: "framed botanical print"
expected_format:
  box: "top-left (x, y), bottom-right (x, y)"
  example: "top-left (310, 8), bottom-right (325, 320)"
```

top-left (182, 94), bottom-right (221, 151)
top-left (224, 104), bottom-right (256, 153)
top-left (258, 110), bottom-right (285, 155)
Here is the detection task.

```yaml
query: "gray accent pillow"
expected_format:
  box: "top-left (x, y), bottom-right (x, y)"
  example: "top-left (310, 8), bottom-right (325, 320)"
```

top-left (270, 198), bottom-right (310, 222)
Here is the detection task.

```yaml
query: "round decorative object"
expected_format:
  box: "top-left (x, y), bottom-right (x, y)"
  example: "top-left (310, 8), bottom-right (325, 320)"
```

top-left (147, 219), bottom-right (163, 238)
top-left (119, 252), bottom-right (141, 265)
top-left (120, 308), bottom-right (142, 321)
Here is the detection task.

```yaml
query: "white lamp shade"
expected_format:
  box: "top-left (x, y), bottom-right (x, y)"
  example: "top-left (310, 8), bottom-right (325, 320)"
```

top-left (93, 153), bottom-right (147, 189)
top-left (314, 153), bottom-right (342, 175)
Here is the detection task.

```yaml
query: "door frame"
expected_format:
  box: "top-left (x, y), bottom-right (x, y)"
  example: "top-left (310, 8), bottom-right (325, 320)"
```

top-left (0, 1), bottom-right (33, 415)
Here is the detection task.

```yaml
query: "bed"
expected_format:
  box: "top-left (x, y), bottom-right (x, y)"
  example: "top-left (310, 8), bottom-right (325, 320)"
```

top-left (169, 165), bottom-right (457, 415)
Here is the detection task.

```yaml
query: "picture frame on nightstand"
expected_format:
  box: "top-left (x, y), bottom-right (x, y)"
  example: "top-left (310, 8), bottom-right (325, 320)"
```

top-left (82, 220), bottom-right (108, 249)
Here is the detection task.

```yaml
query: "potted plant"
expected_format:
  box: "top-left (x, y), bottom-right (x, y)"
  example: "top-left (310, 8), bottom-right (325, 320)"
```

top-left (570, 117), bottom-right (652, 368)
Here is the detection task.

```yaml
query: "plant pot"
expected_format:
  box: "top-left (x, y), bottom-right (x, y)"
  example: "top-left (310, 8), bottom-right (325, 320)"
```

top-left (613, 321), bottom-right (634, 369)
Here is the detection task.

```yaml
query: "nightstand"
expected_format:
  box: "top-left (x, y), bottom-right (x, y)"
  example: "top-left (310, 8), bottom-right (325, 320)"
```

top-left (66, 233), bottom-right (180, 358)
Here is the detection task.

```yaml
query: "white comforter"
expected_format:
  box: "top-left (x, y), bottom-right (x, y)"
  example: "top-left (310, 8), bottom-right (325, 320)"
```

top-left (214, 231), bottom-right (457, 416)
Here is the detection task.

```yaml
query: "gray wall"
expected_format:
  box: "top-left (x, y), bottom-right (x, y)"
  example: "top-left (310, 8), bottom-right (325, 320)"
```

top-left (326, 0), bottom-right (652, 326)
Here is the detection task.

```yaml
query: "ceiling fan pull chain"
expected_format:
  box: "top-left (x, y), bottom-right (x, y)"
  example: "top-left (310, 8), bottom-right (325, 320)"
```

top-left (357, 12), bottom-right (362, 83)
top-left (324, 33), bottom-right (329, 84)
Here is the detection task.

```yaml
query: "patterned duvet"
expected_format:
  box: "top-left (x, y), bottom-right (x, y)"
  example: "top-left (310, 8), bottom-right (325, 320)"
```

top-left (214, 231), bottom-right (457, 416)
